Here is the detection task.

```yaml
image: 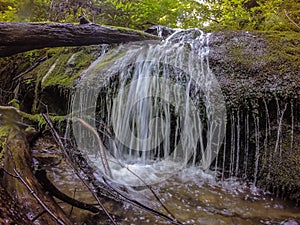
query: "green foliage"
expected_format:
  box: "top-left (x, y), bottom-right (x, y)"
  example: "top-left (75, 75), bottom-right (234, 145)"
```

top-left (0, 0), bottom-right (17, 21)
top-left (98, 0), bottom-right (214, 29)
top-left (96, 0), bottom-right (300, 31)
top-left (0, 0), bottom-right (50, 22)
top-left (0, 0), bottom-right (299, 31)
top-left (97, 0), bottom-right (138, 28)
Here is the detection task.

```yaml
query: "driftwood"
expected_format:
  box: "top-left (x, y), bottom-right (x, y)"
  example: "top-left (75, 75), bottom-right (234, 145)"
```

top-left (0, 22), bottom-right (160, 57)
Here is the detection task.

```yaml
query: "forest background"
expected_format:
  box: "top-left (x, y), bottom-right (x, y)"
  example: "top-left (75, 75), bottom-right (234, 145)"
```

top-left (0, 0), bottom-right (299, 32)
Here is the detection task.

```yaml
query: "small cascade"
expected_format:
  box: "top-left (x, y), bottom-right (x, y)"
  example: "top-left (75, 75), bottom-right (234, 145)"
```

top-left (217, 96), bottom-right (298, 191)
top-left (290, 99), bottom-right (294, 151)
top-left (69, 27), bottom-right (299, 194)
top-left (274, 97), bottom-right (288, 156)
top-left (235, 110), bottom-right (240, 177)
top-left (243, 112), bottom-right (250, 179)
top-left (252, 107), bottom-right (260, 186)
top-left (229, 113), bottom-right (236, 177)
top-left (71, 28), bottom-right (226, 186)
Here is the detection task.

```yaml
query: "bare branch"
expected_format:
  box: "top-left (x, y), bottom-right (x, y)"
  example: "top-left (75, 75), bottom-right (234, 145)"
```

top-left (74, 118), bottom-right (113, 178)
top-left (35, 169), bottom-right (101, 214)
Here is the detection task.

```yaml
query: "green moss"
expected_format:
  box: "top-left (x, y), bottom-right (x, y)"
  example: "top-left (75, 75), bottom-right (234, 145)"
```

top-left (261, 31), bottom-right (300, 71)
top-left (27, 46), bottom-right (99, 90)
top-left (228, 45), bottom-right (254, 68)
top-left (40, 47), bottom-right (98, 88)
top-left (41, 52), bottom-right (74, 87)
top-left (24, 46), bottom-right (101, 113)
top-left (259, 148), bottom-right (300, 201)
top-left (20, 112), bottom-right (66, 129)
top-left (90, 50), bottom-right (126, 73)
top-left (0, 125), bottom-right (10, 166)
top-left (107, 25), bottom-right (161, 39)
top-left (258, 125), bottom-right (300, 202)
top-left (30, 52), bottom-right (58, 113)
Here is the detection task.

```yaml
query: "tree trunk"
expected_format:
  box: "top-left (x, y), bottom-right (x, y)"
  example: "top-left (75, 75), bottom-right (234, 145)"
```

top-left (0, 22), bottom-right (160, 57)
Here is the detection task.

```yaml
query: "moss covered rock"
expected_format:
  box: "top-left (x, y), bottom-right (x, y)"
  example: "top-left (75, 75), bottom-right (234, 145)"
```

top-left (209, 30), bottom-right (300, 108)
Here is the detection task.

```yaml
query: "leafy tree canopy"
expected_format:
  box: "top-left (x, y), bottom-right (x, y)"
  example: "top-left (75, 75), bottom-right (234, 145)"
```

top-left (0, 0), bottom-right (299, 31)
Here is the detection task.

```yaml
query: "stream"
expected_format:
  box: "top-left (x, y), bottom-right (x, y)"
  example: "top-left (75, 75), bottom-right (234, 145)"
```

top-left (32, 136), bottom-right (300, 225)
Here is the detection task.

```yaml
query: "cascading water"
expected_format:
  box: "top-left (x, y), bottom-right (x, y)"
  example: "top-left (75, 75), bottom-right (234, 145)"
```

top-left (71, 28), bottom-right (226, 186)
top-left (67, 28), bottom-right (300, 224)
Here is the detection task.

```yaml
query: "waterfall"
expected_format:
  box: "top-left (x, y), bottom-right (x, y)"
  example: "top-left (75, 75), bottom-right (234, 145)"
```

top-left (71, 29), bottom-right (226, 186)
top-left (69, 28), bottom-right (298, 192)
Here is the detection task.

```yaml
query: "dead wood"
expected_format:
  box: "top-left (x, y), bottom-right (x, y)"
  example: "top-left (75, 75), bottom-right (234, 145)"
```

top-left (35, 169), bottom-right (101, 214)
top-left (2, 111), bottom-right (73, 224)
top-left (0, 22), bottom-right (160, 57)
top-left (0, 184), bottom-right (34, 224)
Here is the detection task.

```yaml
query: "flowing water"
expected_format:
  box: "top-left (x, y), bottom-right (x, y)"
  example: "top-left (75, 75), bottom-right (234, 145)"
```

top-left (59, 28), bottom-right (300, 224)
top-left (33, 138), bottom-right (300, 225)
top-left (71, 28), bottom-right (226, 185)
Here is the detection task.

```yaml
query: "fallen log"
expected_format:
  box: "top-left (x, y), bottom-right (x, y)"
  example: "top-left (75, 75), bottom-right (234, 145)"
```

top-left (0, 184), bottom-right (34, 225)
top-left (1, 108), bottom-right (73, 224)
top-left (0, 22), bottom-right (160, 57)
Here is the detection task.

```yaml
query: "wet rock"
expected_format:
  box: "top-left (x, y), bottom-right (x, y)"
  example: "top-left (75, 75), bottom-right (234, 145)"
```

top-left (145, 25), bottom-right (176, 38)
top-left (208, 30), bottom-right (300, 107)
top-left (281, 220), bottom-right (299, 225)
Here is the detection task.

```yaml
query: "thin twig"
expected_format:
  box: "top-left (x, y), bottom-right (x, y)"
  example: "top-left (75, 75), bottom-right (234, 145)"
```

top-left (102, 176), bottom-right (182, 225)
top-left (41, 113), bottom-right (118, 225)
top-left (13, 56), bottom-right (48, 80)
top-left (74, 118), bottom-right (113, 178)
top-left (284, 9), bottom-right (300, 30)
top-left (31, 210), bottom-right (46, 223)
top-left (69, 188), bottom-right (76, 217)
top-left (14, 168), bottom-right (66, 225)
top-left (0, 167), bottom-right (19, 179)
